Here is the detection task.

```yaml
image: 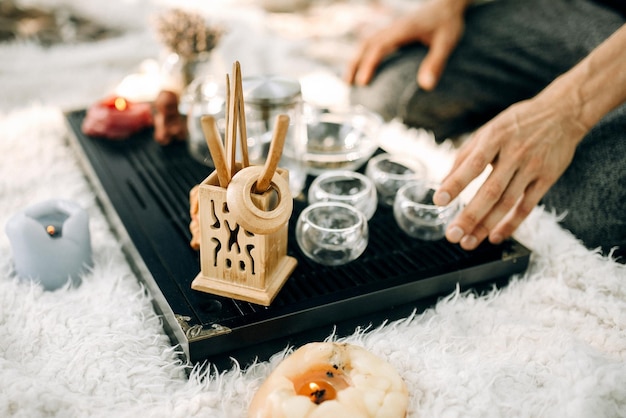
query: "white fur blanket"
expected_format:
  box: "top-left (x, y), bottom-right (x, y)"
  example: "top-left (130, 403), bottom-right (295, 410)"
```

top-left (1, 1), bottom-right (625, 417)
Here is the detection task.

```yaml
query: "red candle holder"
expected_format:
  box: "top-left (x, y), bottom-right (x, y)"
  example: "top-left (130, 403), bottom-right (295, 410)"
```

top-left (81, 96), bottom-right (153, 140)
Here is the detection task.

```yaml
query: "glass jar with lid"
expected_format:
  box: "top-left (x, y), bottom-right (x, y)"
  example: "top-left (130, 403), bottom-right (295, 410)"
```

top-left (180, 75), bottom-right (225, 168)
top-left (242, 75), bottom-right (307, 198)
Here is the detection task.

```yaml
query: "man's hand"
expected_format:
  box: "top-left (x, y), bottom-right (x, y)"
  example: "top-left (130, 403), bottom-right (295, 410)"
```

top-left (433, 24), bottom-right (626, 250)
top-left (343, 0), bottom-right (469, 90)
top-left (433, 97), bottom-right (587, 250)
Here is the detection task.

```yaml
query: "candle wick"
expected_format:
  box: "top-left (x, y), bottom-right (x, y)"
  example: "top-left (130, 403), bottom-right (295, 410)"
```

top-left (308, 382), bottom-right (327, 404)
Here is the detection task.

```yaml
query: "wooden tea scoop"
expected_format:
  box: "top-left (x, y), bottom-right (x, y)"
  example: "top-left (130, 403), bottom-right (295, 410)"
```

top-left (224, 73), bottom-right (230, 167)
top-left (225, 72), bottom-right (238, 178)
top-left (235, 62), bottom-right (250, 168)
top-left (200, 115), bottom-right (230, 188)
top-left (255, 114), bottom-right (290, 193)
top-left (223, 61), bottom-right (249, 177)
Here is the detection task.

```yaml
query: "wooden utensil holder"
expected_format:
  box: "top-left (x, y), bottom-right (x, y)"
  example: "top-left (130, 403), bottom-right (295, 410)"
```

top-left (191, 61), bottom-right (297, 306)
top-left (191, 163), bottom-right (297, 306)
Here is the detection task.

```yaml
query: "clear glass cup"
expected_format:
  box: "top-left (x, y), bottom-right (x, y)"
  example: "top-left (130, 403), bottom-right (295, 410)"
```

top-left (303, 105), bottom-right (382, 175)
top-left (307, 170), bottom-right (377, 220)
top-left (365, 153), bottom-right (428, 206)
top-left (296, 202), bottom-right (368, 266)
top-left (393, 182), bottom-right (460, 241)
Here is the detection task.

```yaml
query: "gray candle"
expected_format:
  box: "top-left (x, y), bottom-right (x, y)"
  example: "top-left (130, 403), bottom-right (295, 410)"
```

top-left (5, 199), bottom-right (92, 291)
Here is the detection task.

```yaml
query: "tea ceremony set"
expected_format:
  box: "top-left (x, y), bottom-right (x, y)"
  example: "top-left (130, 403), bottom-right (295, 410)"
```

top-left (1, 1), bottom-right (625, 417)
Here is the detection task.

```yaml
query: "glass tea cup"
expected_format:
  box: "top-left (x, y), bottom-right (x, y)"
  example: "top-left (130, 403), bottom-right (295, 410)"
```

top-left (296, 202), bottom-right (368, 266)
top-left (365, 153), bottom-right (428, 206)
top-left (393, 181), bottom-right (460, 241)
top-left (307, 170), bottom-right (377, 220)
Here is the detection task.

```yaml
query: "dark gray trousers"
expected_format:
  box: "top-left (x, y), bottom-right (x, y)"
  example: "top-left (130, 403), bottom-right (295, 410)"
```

top-left (350, 0), bottom-right (626, 257)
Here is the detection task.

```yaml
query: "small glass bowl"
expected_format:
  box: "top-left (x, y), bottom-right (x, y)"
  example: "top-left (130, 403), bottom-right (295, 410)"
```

top-left (393, 182), bottom-right (460, 241)
top-left (365, 153), bottom-right (428, 206)
top-left (296, 202), bottom-right (368, 266)
top-left (304, 105), bottom-right (382, 174)
top-left (307, 170), bottom-right (377, 220)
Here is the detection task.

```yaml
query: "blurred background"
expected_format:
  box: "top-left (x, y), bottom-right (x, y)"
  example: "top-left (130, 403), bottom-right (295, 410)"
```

top-left (0, 0), bottom-right (413, 112)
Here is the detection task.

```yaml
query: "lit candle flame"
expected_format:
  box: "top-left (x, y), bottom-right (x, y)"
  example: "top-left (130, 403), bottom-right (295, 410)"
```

top-left (294, 368), bottom-right (349, 405)
top-left (46, 225), bottom-right (56, 236)
top-left (114, 97), bottom-right (128, 111)
top-left (307, 381), bottom-right (328, 404)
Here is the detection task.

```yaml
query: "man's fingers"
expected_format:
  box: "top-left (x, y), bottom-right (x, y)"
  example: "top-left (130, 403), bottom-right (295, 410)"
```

top-left (458, 223), bottom-right (489, 250)
top-left (456, 168), bottom-right (527, 250)
top-left (344, 55), bottom-right (360, 85)
top-left (345, 39), bottom-right (396, 86)
top-left (416, 23), bottom-right (461, 90)
top-left (434, 137), bottom-right (496, 207)
top-left (444, 162), bottom-right (516, 245)
top-left (344, 42), bottom-right (370, 85)
top-left (489, 179), bottom-right (548, 243)
top-left (456, 173), bottom-right (549, 250)
top-left (473, 168), bottom-right (526, 226)
top-left (354, 46), bottom-right (385, 86)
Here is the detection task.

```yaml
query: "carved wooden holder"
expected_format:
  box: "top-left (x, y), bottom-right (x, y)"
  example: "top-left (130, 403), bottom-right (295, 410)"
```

top-left (191, 62), bottom-right (297, 306)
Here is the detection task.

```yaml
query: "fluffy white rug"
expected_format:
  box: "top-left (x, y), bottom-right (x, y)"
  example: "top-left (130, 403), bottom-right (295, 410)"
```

top-left (1, 1), bottom-right (625, 417)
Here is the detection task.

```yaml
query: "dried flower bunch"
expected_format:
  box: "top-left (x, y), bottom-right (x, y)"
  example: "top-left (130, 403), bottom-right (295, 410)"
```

top-left (152, 8), bottom-right (223, 59)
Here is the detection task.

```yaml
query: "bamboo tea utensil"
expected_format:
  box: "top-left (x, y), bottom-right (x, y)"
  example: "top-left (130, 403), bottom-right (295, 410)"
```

top-left (192, 60), bottom-right (297, 306)
top-left (225, 61), bottom-right (250, 175)
top-left (225, 72), bottom-right (238, 178)
top-left (200, 115), bottom-right (230, 188)
top-left (224, 73), bottom-right (230, 167)
top-left (236, 65), bottom-right (250, 168)
top-left (227, 165), bottom-right (293, 234)
top-left (255, 114), bottom-right (289, 193)
top-left (228, 112), bottom-right (292, 234)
